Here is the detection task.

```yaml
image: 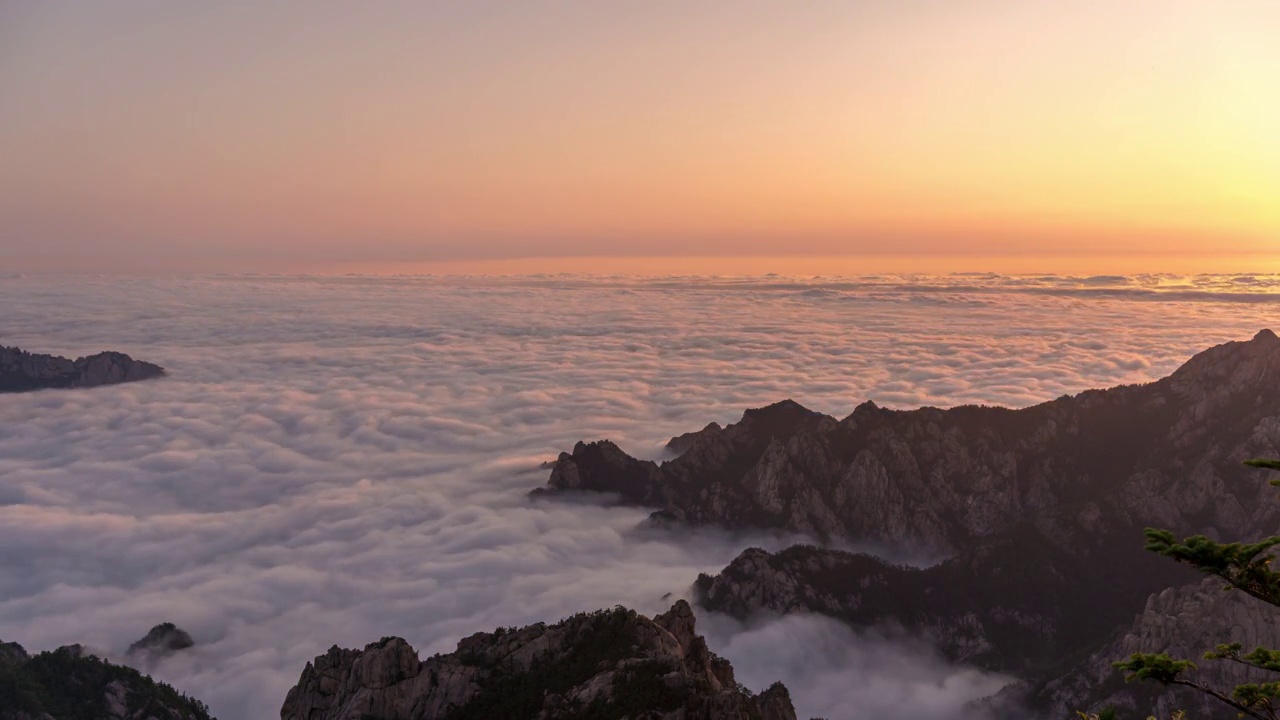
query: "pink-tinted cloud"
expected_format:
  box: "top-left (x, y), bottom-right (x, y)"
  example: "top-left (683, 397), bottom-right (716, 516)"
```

top-left (0, 272), bottom-right (1276, 719)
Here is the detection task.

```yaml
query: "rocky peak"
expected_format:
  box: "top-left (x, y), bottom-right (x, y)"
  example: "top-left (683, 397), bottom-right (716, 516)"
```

top-left (52, 643), bottom-right (90, 660)
top-left (738, 400), bottom-right (828, 440)
top-left (280, 602), bottom-right (798, 720)
top-left (533, 439), bottom-right (665, 504)
top-left (126, 623), bottom-right (195, 666)
top-left (655, 599), bottom-right (738, 692)
top-left (844, 399), bottom-right (882, 422)
top-left (1166, 328), bottom-right (1280, 389)
top-left (667, 422), bottom-right (724, 456)
top-left (534, 332), bottom-right (1280, 717)
top-left (536, 400), bottom-right (836, 512)
top-left (0, 640), bottom-right (29, 666)
top-left (0, 346), bottom-right (165, 393)
top-left (654, 599), bottom-right (700, 648)
top-left (741, 399), bottom-right (813, 421)
top-left (754, 683), bottom-right (798, 720)
top-left (536, 330), bottom-right (1280, 548)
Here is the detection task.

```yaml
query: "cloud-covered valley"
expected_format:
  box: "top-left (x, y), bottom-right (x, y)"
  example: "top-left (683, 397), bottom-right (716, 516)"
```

top-left (1, 272), bottom-right (1277, 719)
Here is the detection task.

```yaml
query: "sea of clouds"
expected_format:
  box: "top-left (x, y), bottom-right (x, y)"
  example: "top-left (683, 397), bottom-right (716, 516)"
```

top-left (1, 272), bottom-right (1278, 720)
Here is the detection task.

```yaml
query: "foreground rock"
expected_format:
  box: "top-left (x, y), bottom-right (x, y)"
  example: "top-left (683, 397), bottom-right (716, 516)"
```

top-left (1031, 577), bottom-right (1280, 720)
top-left (542, 330), bottom-right (1280, 714)
top-left (0, 345), bottom-right (165, 393)
top-left (0, 639), bottom-right (213, 720)
top-left (280, 600), bottom-right (798, 720)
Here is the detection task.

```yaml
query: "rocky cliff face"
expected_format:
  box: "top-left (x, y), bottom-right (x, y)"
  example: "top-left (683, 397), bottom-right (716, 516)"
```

top-left (539, 330), bottom-right (1280, 550)
top-left (540, 330), bottom-right (1280, 715)
top-left (1029, 578), bottom-right (1280, 720)
top-left (0, 346), bottom-right (165, 393)
top-left (280, 600), bottom-right (798, 720)
top-left (0, 640), bottom-right (212, 720)
top-left (695, 534), bottom-right (1200, 676)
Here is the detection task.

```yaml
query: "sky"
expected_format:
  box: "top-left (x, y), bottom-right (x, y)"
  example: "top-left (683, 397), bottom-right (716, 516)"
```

top-left (1, 1), bottom-right (1278, 273)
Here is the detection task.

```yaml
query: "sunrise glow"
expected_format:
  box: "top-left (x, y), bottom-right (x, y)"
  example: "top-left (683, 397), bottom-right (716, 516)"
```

top-left (2, 1), bottom-right (1277, 272)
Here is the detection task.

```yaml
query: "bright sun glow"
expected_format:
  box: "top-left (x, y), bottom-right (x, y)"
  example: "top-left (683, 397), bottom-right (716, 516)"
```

top-left (1, 1), bottom-right (1277, 272)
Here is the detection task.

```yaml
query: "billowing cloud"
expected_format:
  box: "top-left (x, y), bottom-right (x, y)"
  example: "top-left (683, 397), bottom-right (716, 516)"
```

top-left (700, 613), bottom-right (1012, 720)
top-left (0, 272), bottom-right (1276, 719)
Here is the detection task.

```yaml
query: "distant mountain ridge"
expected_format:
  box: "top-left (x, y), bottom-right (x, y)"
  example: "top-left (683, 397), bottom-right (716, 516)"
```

top-left (0, 346), bottom-right (165, 393)
top-left (538, 329), bottom-right (1280, 549)
top-left (536, 329), bottom-right (1280, 717)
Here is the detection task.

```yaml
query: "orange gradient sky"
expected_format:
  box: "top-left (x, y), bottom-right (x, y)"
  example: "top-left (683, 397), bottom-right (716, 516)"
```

top-left (1, 1), bottom-right (1277, 273)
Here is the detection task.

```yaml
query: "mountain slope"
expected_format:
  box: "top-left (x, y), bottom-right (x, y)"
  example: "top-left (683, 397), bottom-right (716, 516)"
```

top-left (538, 330), bottom-right (1280, 713)
top-left (538, 330), bottom-right (1280, 552)
top-left (280, 600), bottom-right (798, 720)
top-left (0, 641), bottom-right (213, 720)
top-left (1029, 577), bottom-right (1280, 719)
top-left (691, 533), bottom-right (1194, 677)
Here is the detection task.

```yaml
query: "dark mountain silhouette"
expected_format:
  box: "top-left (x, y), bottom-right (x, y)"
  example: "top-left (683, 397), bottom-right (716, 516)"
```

top-left (280, 600), bottom-right (798, 720)
top-left (0, 640), bottom-right (212, 720)
top-left (536, 330), bottom-right (1280, 717)
top-left (1, 346), bottom-right (165, 393)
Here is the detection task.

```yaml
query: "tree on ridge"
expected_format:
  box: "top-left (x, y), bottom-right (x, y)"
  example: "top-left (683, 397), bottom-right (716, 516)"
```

top-left (1114, 460), bottom-right (1280, 720)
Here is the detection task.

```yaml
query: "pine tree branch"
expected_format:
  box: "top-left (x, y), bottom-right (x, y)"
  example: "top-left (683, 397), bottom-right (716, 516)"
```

top-left (1205, 643), bottom-right (1280, 675)
top-left (1114, 460), bottom-right (1280, 720)
top-left (1168, 678), bottom-right (1278, 720)
top-left (1216, 654), bottom-right (1280, 674)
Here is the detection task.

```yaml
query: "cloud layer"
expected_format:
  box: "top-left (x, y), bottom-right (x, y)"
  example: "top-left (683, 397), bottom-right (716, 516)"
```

top-left (701, 613), bottom-right (1011, 720)
top-left (0, 272), bottom-right (1276, 719)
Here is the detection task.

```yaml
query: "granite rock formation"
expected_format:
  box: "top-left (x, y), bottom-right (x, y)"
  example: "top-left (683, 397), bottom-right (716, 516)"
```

top-left (541, 330), bottom-right (1280, 715)
top-left (539, 330), bottom-right (1280, 550)
top-left (126, 623), bottom-right (195, 668)
top-left (692, 537), bottom-right (1142, 675)
top-left (666, 423), bottom-right (724, 457)
top-left (1031, 577), bottom-right (1280, 719)
top-left (280, 600), bottom-right (798, 720)
top-left (0, 346), bottom-right (165, 393)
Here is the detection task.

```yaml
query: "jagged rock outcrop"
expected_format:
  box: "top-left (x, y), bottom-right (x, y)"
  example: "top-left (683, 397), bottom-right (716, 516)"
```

top-left (698, 538), bottom-right (1100, 674)
top-left (280, 600), bottom-right (798, 720)
top-left (540, 331), bottom-right (1280, 551)
top-left (694, 534), bottom-right (1195, 677)
top-left (667, 423), bottom-right (724, 456)
top-left (542, 331), bottom-right (1280, 714)
top-left (0, 641), bottom-right (28, 666)
top-left (0, 640), bottom-right (213, 720)
top-left (0, 346), bottom-right (165, 393)
top-left (532, 399), bottom-right (829, 507)
top-left (126, 623), bottom-right (195, 667)
top-left (1031, 578), bottom-right (1280, 720)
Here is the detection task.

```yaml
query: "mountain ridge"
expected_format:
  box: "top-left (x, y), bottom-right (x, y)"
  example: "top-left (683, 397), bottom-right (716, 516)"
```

top-left (279, 600), bottom-right (800, 720)
top-left (0, 639), bottom-right (212, 720)
top-left (536, 330), bottom-right (1280, 717)
top-left (0, 346), bottom-right (165, 393)
top-left (536, 329), bottom-right (1280, 548)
